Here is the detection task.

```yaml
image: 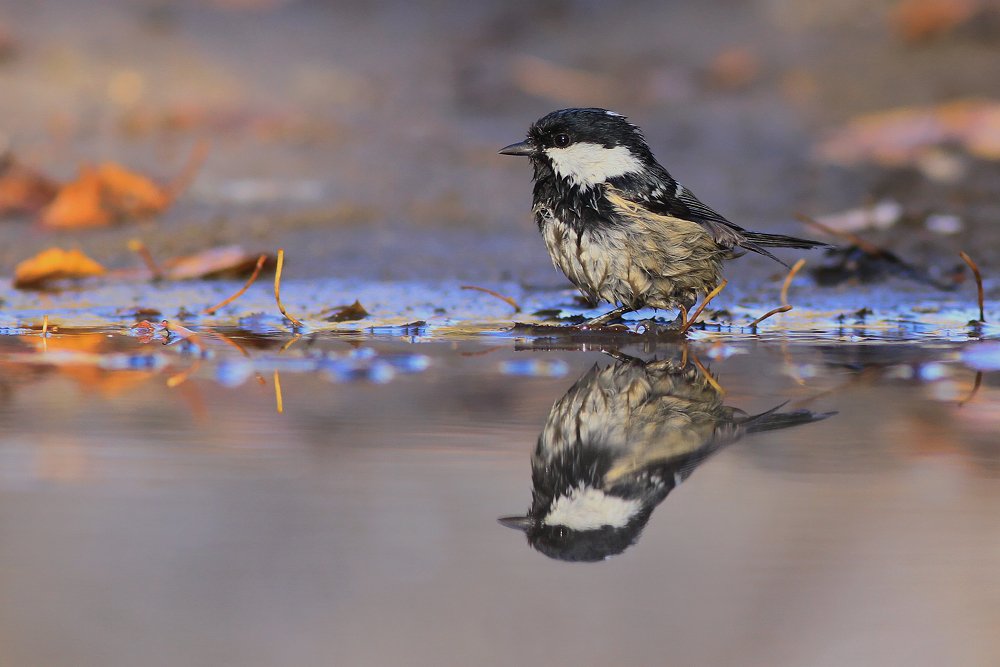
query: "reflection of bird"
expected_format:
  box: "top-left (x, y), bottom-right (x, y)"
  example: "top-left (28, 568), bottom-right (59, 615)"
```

top-left (500, 353), bottom-right (834, 561)
top-left (499, 108), bottom-right (828, 326)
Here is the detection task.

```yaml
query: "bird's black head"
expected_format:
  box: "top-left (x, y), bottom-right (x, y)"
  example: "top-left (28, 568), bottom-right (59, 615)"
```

top-left (499, 108), bottom-right (657, 190)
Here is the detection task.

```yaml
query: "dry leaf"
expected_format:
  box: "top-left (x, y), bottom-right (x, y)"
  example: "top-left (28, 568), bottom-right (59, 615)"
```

top-left (13, 247), bottom-right (106, 289)
top-left (324, 300), bottom-right (369, 322)
top-left (815, 98), bottom-right (1000, 165)
top-left (0, 156), bottom-right (58, 215)
top-left (161, 245), bottom-right (273, 280)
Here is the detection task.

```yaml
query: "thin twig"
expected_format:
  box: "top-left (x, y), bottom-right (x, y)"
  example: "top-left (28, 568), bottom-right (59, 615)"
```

top-left (460, 285), bottom-right (521, 313)
top-left (780, 258), bottom-right (806, 307)
top-left (796, 212), bottom-right (884, 256)
top-left (128, 239), bottom-right (163, 280)
top-left (273, 370), bottom-right (284, 414)
top-left (959, 251), bottom-right (985, 322)
top-left (211, 330), bottom-right (251, 358)
top-left (274, 248), bottom-right (303, 327)
top-left (680, 279), bottom-right (728, 335)
top-left (748, 304), bottom-right (793, 328)
top-left (202, 254), bottom-right (268, 315)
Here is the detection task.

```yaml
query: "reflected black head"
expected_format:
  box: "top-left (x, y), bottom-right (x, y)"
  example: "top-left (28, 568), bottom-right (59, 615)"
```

top-left (521, 512), bottom-right (655, 562)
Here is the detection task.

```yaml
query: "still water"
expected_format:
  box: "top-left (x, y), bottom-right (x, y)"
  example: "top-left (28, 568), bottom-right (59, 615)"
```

top-left (0, 325), bottom-right (998, 666)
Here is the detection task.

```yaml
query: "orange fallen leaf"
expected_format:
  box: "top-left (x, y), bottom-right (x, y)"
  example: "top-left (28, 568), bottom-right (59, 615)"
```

top-left (96, 162), bottom-right (170, 217)
top-left (889, 0), bottom-right (979, 43)
top-left (707, 47), bottom-right (760, 89)
top-left (13, 247), bottom-right (106, 289)
top-left (37, 165), bottom-right (111, 228)
top-left (38, 142), bottom-right (206, 229)
top-left (0, 155), bottom-right (58, 215)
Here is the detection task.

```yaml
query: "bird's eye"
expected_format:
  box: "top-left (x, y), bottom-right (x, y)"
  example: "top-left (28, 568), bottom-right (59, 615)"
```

top-left (553, 133), bottom-right (571, 148)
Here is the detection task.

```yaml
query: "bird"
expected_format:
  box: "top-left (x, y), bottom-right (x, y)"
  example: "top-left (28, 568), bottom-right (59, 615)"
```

top-left (499, 108), bottom-right (830, 327)
top-left (499, 351), bottom-right (835, 562)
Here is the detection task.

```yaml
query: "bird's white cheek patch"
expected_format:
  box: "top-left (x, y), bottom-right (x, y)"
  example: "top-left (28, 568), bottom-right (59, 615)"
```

top-left (546, 143), bottom-right (644, 188)
top-left (543, 486), bottom-right (641, 530)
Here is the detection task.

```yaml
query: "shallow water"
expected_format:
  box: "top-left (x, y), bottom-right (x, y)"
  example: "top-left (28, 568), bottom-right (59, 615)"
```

top-left (0, 313), bottom-right (998, 666)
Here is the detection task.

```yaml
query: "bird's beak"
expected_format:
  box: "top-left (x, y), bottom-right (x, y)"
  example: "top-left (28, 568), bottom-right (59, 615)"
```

top-left (498, 140), bottom-right (534, 157)
top-left (498, 515), bottom-right (534, 532)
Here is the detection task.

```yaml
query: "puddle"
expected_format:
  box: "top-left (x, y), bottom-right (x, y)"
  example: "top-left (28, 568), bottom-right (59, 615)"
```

top-left (0, 303), bottom-right (998, 665)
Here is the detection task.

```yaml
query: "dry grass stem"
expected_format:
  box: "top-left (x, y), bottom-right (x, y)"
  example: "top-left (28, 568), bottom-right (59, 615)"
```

top-left (161, 320), bottom-right (206, 350)
top-left (680, 279), bottom-right (728, 335)
top-left (279, 334), bottom-right (303, 353)
top-left (460, 285), bottom-right (521, 313)
top-left (959, 251), bottom-right (985, 322)
top-left (274, 248), bottom-right (303, 327)
top-left (128, 239), bottom-right (163, 280)
top-left (748, 304), bottom-right (793, 328)
top-left (780, 258), bottom-right (806, 306)
top-left (167, 358), bottom-right (202, 388)
top-left (203, 254), bottom-right (268, 315)
top-left (41, 314), bottom-right (49, 336)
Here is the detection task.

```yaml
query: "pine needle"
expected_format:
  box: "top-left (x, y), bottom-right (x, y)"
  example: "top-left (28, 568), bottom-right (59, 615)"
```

top-left (780, 258), bottom-right (806, 306)
top-left (273, 370), bottom-right (284, 414)
top-left (748, 304), bottom-right (793, 328)
top-left (959, 251), bottom-right (985, 322)
top-left (274, 248), bottom-right (303, 327)
top-left (165, 138), bottom-right (210, 202)
top-left (202, 253), bottom-right (267, 315)
top-left (688, 349), bottom-right (725, 396)
top-left (460, 285), bottom-right (521, 312)
top-left (41, 314), bottom-right (49, 336)
top-left (959, 371), bottom-right (983, 407)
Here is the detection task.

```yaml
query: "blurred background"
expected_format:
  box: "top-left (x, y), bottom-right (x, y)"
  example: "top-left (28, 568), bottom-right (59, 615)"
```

top-left (1, 0), bottom-right (999, 286)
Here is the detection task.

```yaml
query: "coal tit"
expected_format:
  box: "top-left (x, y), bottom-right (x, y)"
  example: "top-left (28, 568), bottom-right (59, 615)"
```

top-left (499, 352), bottom-right (834, 561)
top-left (500, 108), bottom-right (829, 326)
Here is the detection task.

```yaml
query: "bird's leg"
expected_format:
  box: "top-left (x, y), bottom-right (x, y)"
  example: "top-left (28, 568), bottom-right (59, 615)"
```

top-left (581, 305), bottom-right (632, 327)
top-left (679, 279), bottom-right (729, 335)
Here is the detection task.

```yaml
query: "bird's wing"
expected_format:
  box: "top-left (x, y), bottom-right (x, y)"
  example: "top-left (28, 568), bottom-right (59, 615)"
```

top-left (605, 182), bottom-right (791, 264)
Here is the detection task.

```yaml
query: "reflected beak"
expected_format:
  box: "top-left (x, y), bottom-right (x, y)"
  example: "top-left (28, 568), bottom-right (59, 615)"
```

top-left (498, 515), bottom-right (534, 532)
top-left (498, 141), bottom-right (534, 157)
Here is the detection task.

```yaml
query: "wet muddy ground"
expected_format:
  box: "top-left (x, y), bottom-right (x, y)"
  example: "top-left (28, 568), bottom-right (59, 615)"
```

top-left (2, 1), bottom-right (1000, 666)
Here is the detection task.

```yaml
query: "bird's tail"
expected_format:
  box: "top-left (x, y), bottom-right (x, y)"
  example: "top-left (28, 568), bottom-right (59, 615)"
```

top-left (742, 402), bottom-right (836, 434)
top-left (740, 232), bottom-right (831, 267)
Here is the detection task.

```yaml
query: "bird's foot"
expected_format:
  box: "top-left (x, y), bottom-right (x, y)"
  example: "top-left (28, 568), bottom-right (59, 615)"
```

top-left (678, 280), bottom-right (729, 335)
